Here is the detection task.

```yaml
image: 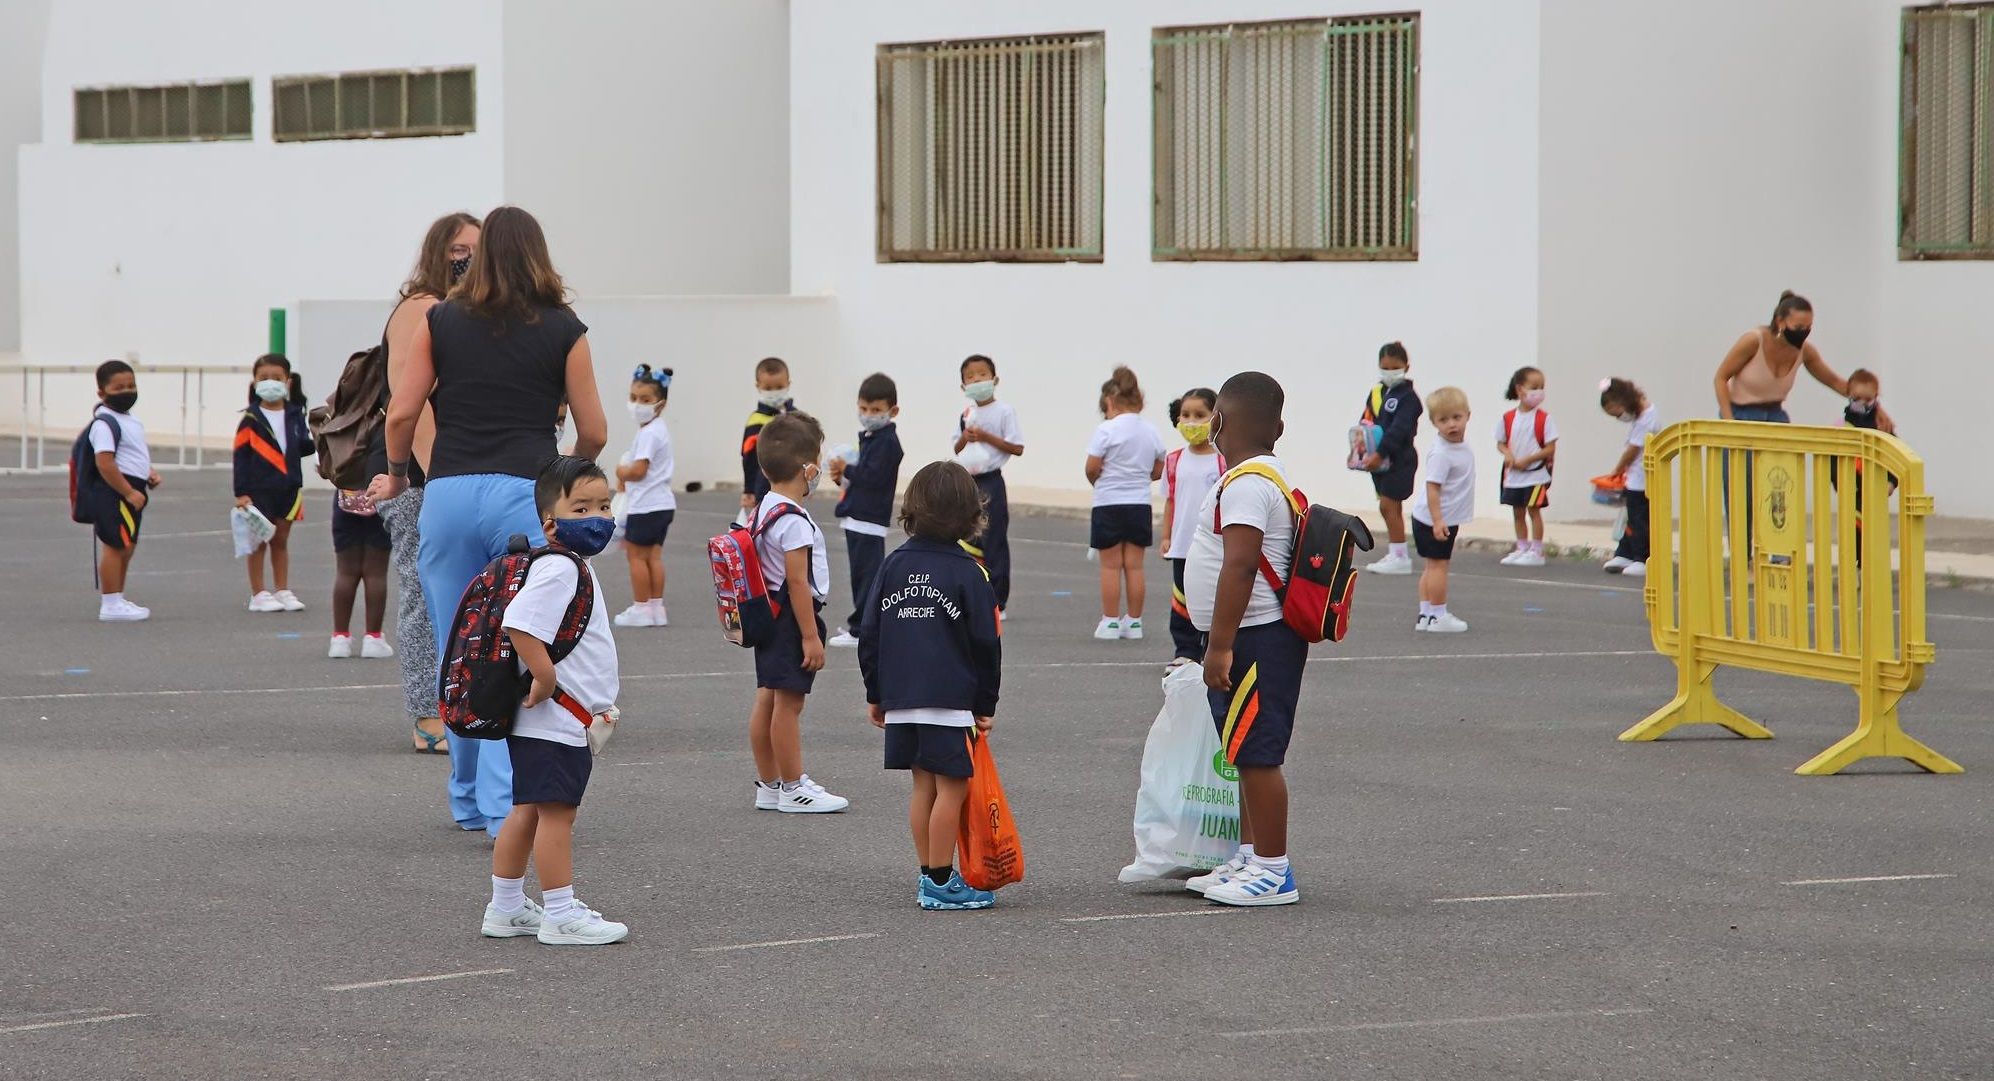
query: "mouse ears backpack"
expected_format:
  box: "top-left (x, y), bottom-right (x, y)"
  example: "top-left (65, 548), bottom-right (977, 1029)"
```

top-left (707, 501), bottom-right (805, 647)
top-left (1213, 463), bottom-right (1375, 644)
top-left (438, 535), bottom-right (594, 740)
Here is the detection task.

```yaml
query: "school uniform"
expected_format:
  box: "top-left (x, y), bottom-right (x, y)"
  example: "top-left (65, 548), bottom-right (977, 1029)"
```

top-left (741, 398), bottom-right (794, 503)
top-left (500, 554), bottom-right (619, 806)
top-left (1410, 438), bottom-right (1477, 560)
top-left (1616, 406), bottom-right (1661, 564)
top-left (834, 420), bottom-right (905, 636)
top-left (330, 494), bottom-right (391, 552)
top-left (232, 402), bottom-right (313, 524)
top-left (858, 537), bottom-right (1002, 779)
top-left (1186, 455), bottom-right (1307, 769)
top-left (957, 400), bottom-right (1023, 608)
top-left (1362, 381), bottom-right (1422, 501)
top-left (86, 405), bottom-right (151, 549)
top-left (753, 491), bottom-right (830, 693)
top-left (1086, 412), bottom-right (1166, 549)
top-left (1496, 406), bottom-right (1558, 509)
top-left (623, 417), bottom-right (677, 547)
top-left (1163, 446), bottom-right (1224, 661)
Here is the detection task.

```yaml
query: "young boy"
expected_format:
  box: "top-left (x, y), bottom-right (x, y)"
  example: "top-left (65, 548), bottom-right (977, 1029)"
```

top-left (1410, 386), bottom-right (1476, 634)
top-left (1185, 371), bottom-right (1307, 907)
top-left (828, 373), bottom-right (905, 648)
top-left (1361, 341), bottom-right (1422, 576)
top-left (739, 357), bottom-right (796, 524)
top-left (953, 354), bottom-right (1024, 611)
top-left (86, 360), bottom-right (161, 622)
top-left (747, 412), bottom-right (850, 814)
top-left (860, 461), bottom-right (1003, 910)
top-left (482, 455), bottom-right (627, 946)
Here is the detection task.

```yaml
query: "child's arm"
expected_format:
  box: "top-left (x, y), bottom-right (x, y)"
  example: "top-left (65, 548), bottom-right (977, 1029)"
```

top-left (1376, 392), bottom-right (1421, 462)
top-left (617, 458), bottom-right (650, 483)
top-left (1519, 439), bottom-right (1557, 470)
top-left (232, 416), bottom-right (254, 507)
top-left (858, 557), bottom-right (885, 726)
top-left (784, 547), bottom-right (824, 672)
top-left (981, 432), bottom-right (1025, 457)
top-left (1425, 480), bottom-right (1450, 540)
top-left (1202, 522), bottom-right (1266, 693)
top-left (1160, 490), bottom-right (1176, 553)
top-left (94, 449), bottom-right (146, 509)
top-left (1610, 443), bottom-right (1640, 478)
top-left (1084, 455), bottom-right (1105, 485)
top-left (509, 632), bottom-right (558, 708)
top-left (967, 573), bottom-right (1002, 730)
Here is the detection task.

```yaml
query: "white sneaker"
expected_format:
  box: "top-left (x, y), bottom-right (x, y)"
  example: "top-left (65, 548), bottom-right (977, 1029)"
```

top-left (1426, 613), bottom-right (1470, 633)
top-left (827, 629), bottom-right (860, 648)
top-left (1205, 862), bottom-right (1299, 907)
top-left (1621, 562), bottom-right (1647, 578)
top-left (612, 603), bottom-right (656, 628)
top-left (328, 634), bottom-right (353, 659)
top-left (650, 602), bottom-right (668, 627)
top-left (480, 898), bottom-right (544, 938)
top-left (1093, 617), bottom-right (1122, 640)
top-left (1602, 556), bottom-right (1633, 573)
top-left (1499, 548), bottom-right (1527, 566)
top-left (247, 591), bottom-right (284, 613)
top-left (1122, 618), bottom-right (1144, 641)
top-left (1510, 550), bottom-right (1547, 568)
top-left (98, 599), bottom-right (150, 623)
top-left (1187, 853), bottom-right (1252, 896)
top-left (1414, 615), bottom-right (1433, 632)
top-left (274, 589), bottom-right (306, 612)
top-left (361, 634), bottom-right (395, 659)
top-left (1366, 553), bottom-right (1412, 575)
top-left (754, 780), bottom-right (781, 811)
top-left (778, 775), bottom-right (850, 814)
top-left (537, 906), bottom-right (629, 946)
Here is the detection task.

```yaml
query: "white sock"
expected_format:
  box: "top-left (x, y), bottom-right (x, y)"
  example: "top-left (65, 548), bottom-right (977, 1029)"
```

top-left (542, 884), bottom-right (578, 920)
top-left (491, 874), bottom-right (525, 913)
top-left (648, 597), bottom-right (665, 614)
top-left (1418, 602), bottom-right (1433, 618)
top-left (1253, 853), bottom-right (1291, 874)
top-left (1389, 543), bottom-right (1407, 559)
top-left (1432, 604), bottom-right (1449, 618)
top-left (101, 592), bottom-right (122, 609)
top-left (1236, 843), bottom-right (1255, 862)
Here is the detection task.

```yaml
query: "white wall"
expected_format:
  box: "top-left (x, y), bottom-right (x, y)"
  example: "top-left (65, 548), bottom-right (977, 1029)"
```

top-left (791, 0), bottom-right (1543, 517)
top-left (0, 0), bottom-right (51, 352)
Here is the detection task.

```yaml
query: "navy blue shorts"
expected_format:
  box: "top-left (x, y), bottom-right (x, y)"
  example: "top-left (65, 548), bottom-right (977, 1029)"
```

top-left (331, 501), bottom-right (391, 552)
top-left (754, 602), bottom-right (825, 693)
top-left (1500, 483), bottom-right (1551, 509)
top-left (884, 723), bottom-right (974, 778)
top-left (245, 485), bottom-right (303, 525)
top-left (90, 477), bottom-right (147, 549)
top-left (507, 735), bottom-right (592, 806)
top-left (1207, 620), bottom-right (1309, 768)
top-left (1090, 503), bottom-right (1153, 549)
top-left (1412, 519), bottom-right (1455, 561)
top-left (1371, 459), bottom-right (1417, 501)
top-left (624, 508), bottom-right (674, 547)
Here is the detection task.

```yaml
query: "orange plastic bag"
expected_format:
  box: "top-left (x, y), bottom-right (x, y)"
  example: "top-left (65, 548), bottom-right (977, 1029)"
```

top-left (957, 731), bottom-right (1024, 890)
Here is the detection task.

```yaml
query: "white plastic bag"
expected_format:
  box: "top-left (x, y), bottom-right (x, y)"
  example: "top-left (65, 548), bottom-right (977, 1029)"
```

top-left (1118, 663), bottom-right (1242, 882)
top-left (611, 491), bottom-right (629, 540)
top-left (231, 505), bottom-right (275, 558)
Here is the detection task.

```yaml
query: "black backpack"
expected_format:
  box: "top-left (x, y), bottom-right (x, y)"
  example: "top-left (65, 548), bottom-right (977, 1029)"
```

top-left (438, 536), bottom-right (596, 740)
top-left (68, 412), bottom-right (121, 524)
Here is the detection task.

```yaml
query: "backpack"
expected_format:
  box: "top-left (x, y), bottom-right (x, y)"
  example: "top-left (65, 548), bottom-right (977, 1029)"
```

top-left (308, 343), bottom-right (389, 489)
top-left (68, 411), bottom-right (121, 524)
top-left (1212, 462), bottom-right (1375, 644)
top-left (707, 501), bottom-right (808, 647)
top-left (1501, 408), bottom-right (1552, 482)
top-left (437, 535), bottom-right (596, 741)
top-left (1352, 385), bottom-right (1392, 472)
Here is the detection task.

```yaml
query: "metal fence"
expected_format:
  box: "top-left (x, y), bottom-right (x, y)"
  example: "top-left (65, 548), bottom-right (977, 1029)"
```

top-left (1900, 5), bottom-right (1994, 258)
top-left (877, 33), bottom-right (1106, 262)
top-left (1153, 15), bottom-right (1418, 261)
top-left (2, 363), bottom-right (252, 473)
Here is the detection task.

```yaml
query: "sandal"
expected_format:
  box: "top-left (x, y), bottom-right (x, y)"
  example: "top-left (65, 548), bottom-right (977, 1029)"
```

top-left (412, 719), bottom-right (449, 755)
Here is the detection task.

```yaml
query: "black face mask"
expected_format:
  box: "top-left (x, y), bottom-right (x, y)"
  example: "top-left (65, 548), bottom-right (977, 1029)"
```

top-left (1781, 326), bottom-right (1810, 348)
top-left (104, 391), bottom-right (138, 413)
top-left (449, 256), bottom-right (471, 282)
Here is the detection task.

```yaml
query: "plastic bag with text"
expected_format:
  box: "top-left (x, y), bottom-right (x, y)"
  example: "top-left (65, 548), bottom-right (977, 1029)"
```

top-left (1118, 663), bottom-right (1241, 882)
top-left (957, 731), bottom-right (1024, 891)
top-left (231, 505), bottom-right (276, 558)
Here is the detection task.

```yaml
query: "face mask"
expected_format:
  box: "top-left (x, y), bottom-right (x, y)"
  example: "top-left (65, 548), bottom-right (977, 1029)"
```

top-left (1378, 368), bottom-right (1407, 389)
top-left (1782, 326), bottom-right (1810, 348)
top-left (104, 391), bottom-right (138, 413)
top-left (804, 464), bottom-right (822, 496)
top-left (449, 256), bottom-right (471, 282)
top-left (550, 515), bottom-right (615, 557)
top-left (1209, 412), bottom-right (1228, 460)
top-left (963, 380), bottom-right (997, 404)
top-left (757, 388), bottom-right (790, 409)
top-left (628, 401), bottom-right (659, 425)
top-left (1177, 421), bottom-right (1210, 445)
top-left (554, 421), bottom-right (566, 444)
top-left (1848, 397), bottom-right (1875, 415)
top-left (1520, 389), bottom-right (1545, 410)
top-left (1615, 411), bottom-right (1636, 424)
top-left (255, 379), bottom-right (289, 403)
top-left (858, 412), bottom-right (891, 433)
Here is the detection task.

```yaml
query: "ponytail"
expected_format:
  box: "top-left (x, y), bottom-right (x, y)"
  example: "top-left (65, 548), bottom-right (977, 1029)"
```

top-left (1598, 376), bottom-right (1643, 414)
top-left (1100, 365), bottom-right (1144, 412)
top-left (1769, 289), bottom-right (1813, 329)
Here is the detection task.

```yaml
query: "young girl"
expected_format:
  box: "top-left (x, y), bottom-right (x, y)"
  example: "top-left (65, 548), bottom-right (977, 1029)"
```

top-left (1083, 366), bottom-right (1166, 641)
top-left (859, 461), bottom-right (1003, 911)
top-left (1160, 387), bottom-right (1221, 667)
top-left (1496, 365), bottom-right (1558, 568)
top-left (232, 354), bottom-right (313, 613)
top-left (328, 489), bottom-right (393, 660)
top-left (613, 365), bottom-right (675, 627)
top-left (1600, 378), bottom-right (1660, 578)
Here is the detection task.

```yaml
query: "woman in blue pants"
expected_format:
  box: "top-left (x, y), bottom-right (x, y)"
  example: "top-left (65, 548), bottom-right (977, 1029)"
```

top-left (370, 205), bottom-right (607, 839)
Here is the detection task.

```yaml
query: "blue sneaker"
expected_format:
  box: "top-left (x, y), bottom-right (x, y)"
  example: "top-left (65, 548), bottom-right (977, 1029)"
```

top-left (918, 871), bottom-right (995, 911)
top-left (1205, 862), bottom-right (1298, 907)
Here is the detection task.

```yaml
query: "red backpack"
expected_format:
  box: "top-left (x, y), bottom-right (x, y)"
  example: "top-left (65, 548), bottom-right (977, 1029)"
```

top-left (708, 501), bottom-right (807, 647)
top-left (1212, 463), bottom-right (1374, 644)
top-left (438, 536), bottom-right (595, 740)
top-left (1502, 408), bottom-right (1552, 482)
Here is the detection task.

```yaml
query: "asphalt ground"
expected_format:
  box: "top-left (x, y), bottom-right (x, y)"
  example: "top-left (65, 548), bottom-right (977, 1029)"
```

top-left (2, 469), bottom-right (1990, 1081)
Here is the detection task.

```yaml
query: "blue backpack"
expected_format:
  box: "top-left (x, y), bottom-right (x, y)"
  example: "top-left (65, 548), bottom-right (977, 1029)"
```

top-left (68, 412), bottom-right (120, 524)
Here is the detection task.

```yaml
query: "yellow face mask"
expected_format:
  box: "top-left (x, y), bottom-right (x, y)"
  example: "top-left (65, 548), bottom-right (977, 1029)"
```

top-left (1177, 421), bottom-right (1211, 446)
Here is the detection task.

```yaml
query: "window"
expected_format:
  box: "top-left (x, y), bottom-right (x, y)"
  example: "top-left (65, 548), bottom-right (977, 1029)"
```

top-left (1901, 5), bottom-right (1994, 258)
top-left (273, 67), bottom-right (475, 142)
top-left (1153, 14), bottom-right (1418, 261)
top-left (73, 80), bottom-right (251, 143)
top-left (877, 33), bottom-right (1105, 262)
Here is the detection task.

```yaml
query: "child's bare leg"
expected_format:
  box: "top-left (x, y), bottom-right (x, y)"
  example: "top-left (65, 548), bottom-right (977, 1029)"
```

top-left (748, 688), bottom-right (778, 782)
top-left (770, 690), bottom-right (806, 781)
top-left (531, 803), bottom-right (578, 890)
top-left (362, 546), bottom-right (389, 634)
top-left (1528, 506), bottom-right (1545, 543)
top-left (625, 545), bottom-right (651, 603)
top-left (909, 768), bottom-right (938, 862)
top-left (269, 519), bottom-right (293, 591)
top-left (1511, 505), bottom-right (1528, 543)
top-left (247, 542), bottom-right (267, 594)
top-left (1237, 780), bottom-right (1255, 847)
top-left (1097, 544), bottom-right (1124, 619)
top-left (1380, 497), bottom-right (1406, 544)
top-left (332, 546), bottom-right (362, 634)
top-left (1430, 559), bottom-right (1451, 607)
top-left (492, 804), bottom-right (540, 879)
top-left (100, 543), bottom-right (131, 595)
top-left (1123, 543), bottom-right (1147, 619)
top-left (1238, 766), bottom-right (1289, 858)
top-left (648, 549), bottom-right (666, 600)
top-left (928, 774), bottom-right (970, 869)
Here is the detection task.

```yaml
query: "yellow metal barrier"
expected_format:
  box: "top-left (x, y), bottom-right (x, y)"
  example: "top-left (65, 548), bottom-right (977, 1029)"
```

top-left (1620, 420), bottom-right (1957, 775)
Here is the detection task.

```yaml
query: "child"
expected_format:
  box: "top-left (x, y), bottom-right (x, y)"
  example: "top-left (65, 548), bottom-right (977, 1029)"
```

top-left (1084, 366), bottom-right (1166, 641)
top-left (613, 364), bottom-right (676, 628)
top-left (1842, 368), bottom-right (1895, 435)
top-left (481, 455), bottom-right (628, 946)
top-left (828, 372), bottom-right (906, 648)
top-left (1496, 366), bottom-right (1558, 568)
top-left (233, 354), bottom-right (314, 613)
top-left (1161, 387), bottom-right (1221, 667)
top-left (86, 360), bottom-right (161, 622)
top-left (328, 489), bottom-right (393, 658)
top-left (953, 354), bottom-right (1024, 612)
top-left (1599, 378), bottom-right (1660, 578)
top-left (1411, 387), bottom-right (1476, 633)
top-left (1361, 342), bottom-right (1423, 576)
top-left (1184, 371), bottom-right (1307, 907)
top-left (747, 411), bottom-right (850, 814)
top-left (859, 461), bottom-right (1003, 910)
top-left (739, 356), bottom-right (795, 523)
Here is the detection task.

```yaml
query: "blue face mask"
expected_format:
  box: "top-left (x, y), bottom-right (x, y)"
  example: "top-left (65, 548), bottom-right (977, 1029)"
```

top-left (550, 515), bottom-right (615, 557)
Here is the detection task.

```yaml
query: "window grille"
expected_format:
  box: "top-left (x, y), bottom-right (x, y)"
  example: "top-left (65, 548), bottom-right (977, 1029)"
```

top-left (74, 80), bottom-right (251, 143)
top-left (1901, 5), bottom-right (1994, 258)
top-left (273, 67), bottom-right (475, 142)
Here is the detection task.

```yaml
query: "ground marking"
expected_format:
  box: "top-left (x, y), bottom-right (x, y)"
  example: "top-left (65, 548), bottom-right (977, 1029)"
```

top-left (0, 1013), bottom-right (145, 1035)
top-left (1780, 874), bottom-right (1954, 887)
top-left (1060, 909), bottom-right (1235, 924)
top-left (133, 529), bottom-right (231, 540)
top-left (692, 932), bottom-right (880, 953)
top-left (1221, 1007), bottom-right (1653, 1038)
top-left (1431, 891), bottom-right (1611, 904)
top-left (324, 968), bottom-right (513, 992)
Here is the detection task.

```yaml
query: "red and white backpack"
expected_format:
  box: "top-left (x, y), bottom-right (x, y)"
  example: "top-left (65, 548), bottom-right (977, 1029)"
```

top-left (1212, 463), bottom-right (1374, 644)
top-left (708, 501), bottom-right (808, 647)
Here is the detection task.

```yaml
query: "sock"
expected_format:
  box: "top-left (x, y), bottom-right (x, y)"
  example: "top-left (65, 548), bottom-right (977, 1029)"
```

top-left (491, 874), bottom-right (525, 913)
top-left (542, 884), bottom-right (578, 921)
top-left (780, 779), bottom-right (799, 792)
top-left (1418, 601), bottom-right (1434, 618)
top-left (101, 592), bottom-right (123, 609)
top-left (364, 632), bottom-right (383, 640)
top-left (648, 597), bottom-right (666, 614)
top-left (1253, 853), bottom-right (1291, 875)
top-left (1432, 604), bottom-right (1449, 619)
top-left (924, 865), bottom-right (952, 886)
top-left (1389, 543), bottom-right (1407, 559)
top-left (333, 632), bottom-right (351, 640)
top-left (1237, 843), bottom-right (1255, 862)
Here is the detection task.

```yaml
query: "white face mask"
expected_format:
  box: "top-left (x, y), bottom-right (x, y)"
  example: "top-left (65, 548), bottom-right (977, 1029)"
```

top-left (803, 463), bottom-right (821, 496)
top-left (628, 400), bottom-right (659, 425)
top-left (858, 412), bottom-right (890, 433)
top-left (254, 379), bottom-right (289, 403)
top-left (758, 387), bottom-right (790, 409)
top-left (963, 380), bottom-right (997, 404)
top-left (1378, 368), bottom-right (1407, 389)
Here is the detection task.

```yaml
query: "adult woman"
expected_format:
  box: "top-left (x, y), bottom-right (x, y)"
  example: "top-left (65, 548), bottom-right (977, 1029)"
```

top-left (372, 211), bottom-right (479, 756)
top-left (369, 206), bottom-right (607, 839)
top-left (1714, 291), bottom-right (1875, 424)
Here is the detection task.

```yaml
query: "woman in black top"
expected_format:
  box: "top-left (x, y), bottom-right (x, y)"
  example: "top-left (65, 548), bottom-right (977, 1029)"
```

top-left (368, 205), bottom-right (607, 839)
